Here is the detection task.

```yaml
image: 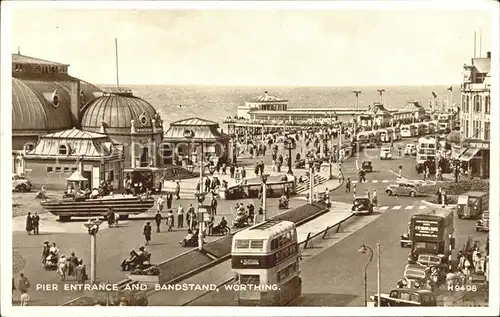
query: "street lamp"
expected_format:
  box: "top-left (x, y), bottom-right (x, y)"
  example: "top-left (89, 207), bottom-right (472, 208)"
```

top-left (285, 138), bottom-right (294, 175)
top-left (83, 218), bottom-right (103, 285)
top-left (358, 243), bottom-right (381, 307)
top-left (306, 158), bottom-right (314, 205)
top-left (197, 205), bottom-right (209, 251)
top-left (261, 174), bottom-right (270, 222)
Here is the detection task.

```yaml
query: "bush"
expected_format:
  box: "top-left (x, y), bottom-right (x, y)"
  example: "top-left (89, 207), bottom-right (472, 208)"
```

top-left (427, 195), bottom-right (458, 205)
top-left (420, 179), bottom-right (489, 196)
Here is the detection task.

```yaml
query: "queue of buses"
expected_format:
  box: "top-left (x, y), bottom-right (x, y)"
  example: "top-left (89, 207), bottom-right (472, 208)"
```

top-left (356, 121), bottom-right (442, 146)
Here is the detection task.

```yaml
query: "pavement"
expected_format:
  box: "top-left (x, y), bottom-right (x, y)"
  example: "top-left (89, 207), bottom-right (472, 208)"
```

top-left (147, 201), bottom-right (355, 306)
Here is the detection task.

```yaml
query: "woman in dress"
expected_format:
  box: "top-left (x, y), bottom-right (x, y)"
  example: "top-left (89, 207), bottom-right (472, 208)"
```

top-left (25, 212), bottom-right (33, 235)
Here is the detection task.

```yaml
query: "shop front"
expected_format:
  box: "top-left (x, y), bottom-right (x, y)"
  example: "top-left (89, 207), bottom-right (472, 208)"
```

top-left (459, 139), bottom-right (489, 179)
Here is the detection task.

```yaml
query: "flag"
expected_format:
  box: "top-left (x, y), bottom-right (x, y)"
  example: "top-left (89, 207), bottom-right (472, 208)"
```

top-left (447, 86), bottom-right (453, 92)
top-left (431, 92), bottom-right (438, 98)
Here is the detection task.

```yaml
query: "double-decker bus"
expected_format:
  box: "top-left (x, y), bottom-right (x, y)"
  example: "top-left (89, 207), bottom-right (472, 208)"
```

top-left (437, 114), bottom-right (451, 133)
top-left (387, 127), bottom-right (402, 141)
top-left (416, 137), bottom-right (437, 165)
top-left (417, 123), bottom-right (429, 135)
top-left (409, 208), bottom-right (455, 265)
top-left (231, 220), bottom-right (301, 306)
top-left (378, 128), bottom-right (391, 143)
top-left (401, 124), bottom-right (417, 138)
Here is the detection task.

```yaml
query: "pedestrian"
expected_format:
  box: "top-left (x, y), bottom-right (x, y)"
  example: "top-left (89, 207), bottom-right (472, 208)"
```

top-left (32, 213), bottom-right (40, 235)
top-left (211, 196), bottom-right (218, 215)
top-left (157, 195), bottom-right (165, 212)
top-left (114, 210), bottom-right (120, 227)
top-left (175, 181), bottom-right (181, 200)
top-left (242, 166), bottom-right (248, 179)
top-left (19, 289), bottom-right (30, 306)
top-left (166, 193), bottom-right (173, 209)
top-left (177, 205), bottom-right (184, 228)
top-left (18, 273), bottom-right (30, 300)
top-left (166, 209), bottom-right (174, 231)
top-left (107, 209), bottom-right (115, 228)
top-left (26, 212), bottom-right (33, 235)
top-left (366, 189), bottom-right (371, 201)
top-left (230, 165), bottom-right (235, 178)
top-left (68, 252), bottom-right (78, 279)
top-left (436, 188), bottom-right (443, 205)
top-left (441, 188), bottom-right (447, 207)
top-left (204, 177), bottom-right (211, 193)
top-left (345, 178), bottom-right (351, 193)
top-left (75, 259), bottom-right (87, 284)
top-left (143, 222), bottom-right (152, 245)
top-left (154, 211), bottom-right (162, 233)
top-left (372, 189), bottom-right (378, 206)
top-left (398, 165), bottom-right (403, 178)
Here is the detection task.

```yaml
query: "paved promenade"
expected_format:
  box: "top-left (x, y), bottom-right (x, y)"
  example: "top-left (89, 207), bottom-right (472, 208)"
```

top-left (147, 202), bottom-right (354, 306)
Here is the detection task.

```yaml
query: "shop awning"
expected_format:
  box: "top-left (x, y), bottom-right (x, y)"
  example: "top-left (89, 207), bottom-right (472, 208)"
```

top-left (459, 148), bottom-right (481, 161)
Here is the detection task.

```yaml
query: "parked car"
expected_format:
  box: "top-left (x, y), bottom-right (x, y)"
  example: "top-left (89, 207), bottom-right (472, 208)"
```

top-left (12, 174), bottom-right (32, 192)
top-left (351, 197), bottom-right (374, 215)
top-left (416, 254), bottom-right (447, 281)
top-left (380, 146), bottom-right (392, 160)
top-left (405, 144), bottom-right (417, 156)
top-left (476, 211), bottom-right (489, 232)
top-left (385, 181), bottom-right (422, 197)
top-left (370, 289), bottom-right (437, 307)
top-left (404, 263), bottom-right (430, 289)
top-left (361, 161), bottom-right (373, 173)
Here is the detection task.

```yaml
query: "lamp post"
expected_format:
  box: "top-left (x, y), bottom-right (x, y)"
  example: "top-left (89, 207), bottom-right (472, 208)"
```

top-left (285, 138), bottom-right (294, 175)
top-left (306, 158), bottom-right (314, 204)
top-left (358, 243), bottom-right (381, 307)
top-left (261, 174), bottom-right (270, 222)
top-left (83, 218), bottom-right (103, 285)
top-left (197, 205), bottom-right (209, 251)
top-left (352, 90), bottom-right (361, 138)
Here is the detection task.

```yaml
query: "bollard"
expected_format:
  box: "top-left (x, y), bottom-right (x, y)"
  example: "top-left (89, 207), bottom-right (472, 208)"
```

top-left (304, 232), bottom-right (312, 249)
top-left (322, 226), bottom-right (331, 239)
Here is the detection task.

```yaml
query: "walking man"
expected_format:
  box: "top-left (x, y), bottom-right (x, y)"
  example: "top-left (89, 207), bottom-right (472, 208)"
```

top-left (32, 213), bottom-right (40, 235)
top-left (154, 211), bottom-right (162, 233)
top-left (26, 212), bottom-right (33, 235)
top-left (157, 195), bottom-right (165, 212)
top-left (18, 273), bottom-right (30, 305)
top-left (177, 204), bottom-right (184, 228)
top-left (143, 222), bottom-right (152, 245)
top-left (345, 178), bottom-right (351, 193)
top-left (175, 181), bottom-right (181, 200)
top-left (166, 193), bottom-right (173, 209)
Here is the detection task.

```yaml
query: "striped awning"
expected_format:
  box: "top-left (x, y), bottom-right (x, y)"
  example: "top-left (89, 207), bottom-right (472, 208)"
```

top-left (459, 148), bottom-right (481, 161)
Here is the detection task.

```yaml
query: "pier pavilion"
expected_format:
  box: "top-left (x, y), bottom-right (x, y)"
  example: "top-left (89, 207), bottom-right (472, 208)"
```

top-left (23, 128), bottom-right (124, 190)
top-left (162, 117), bottom-right (231, 167)
top-left (11, 53), bottom-right (101, 175)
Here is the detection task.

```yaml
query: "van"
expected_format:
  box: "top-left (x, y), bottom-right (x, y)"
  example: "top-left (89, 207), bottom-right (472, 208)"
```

top-left (457, 191), bottom-right (489, 219)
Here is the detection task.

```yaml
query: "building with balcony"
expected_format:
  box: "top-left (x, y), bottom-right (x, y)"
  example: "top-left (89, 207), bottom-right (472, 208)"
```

top-left (459, 51), bottom-right (491, 178)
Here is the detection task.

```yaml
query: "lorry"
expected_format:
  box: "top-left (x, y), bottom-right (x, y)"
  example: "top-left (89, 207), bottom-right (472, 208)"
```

top-left (408, 208), bottom-right (455, 264)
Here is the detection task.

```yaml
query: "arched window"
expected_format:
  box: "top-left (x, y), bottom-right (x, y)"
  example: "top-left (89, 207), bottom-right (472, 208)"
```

top-left (58, 145), bottom-right (68, 155)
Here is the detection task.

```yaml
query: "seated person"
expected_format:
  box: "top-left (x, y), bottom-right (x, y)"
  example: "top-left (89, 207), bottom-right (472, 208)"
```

top-left (90, 188), bottom-right (99, 199)
top-left (279, 195), bottom-right (289, 207)
top-left (218, 216), bottom-right (228, 228)
top-left (121, 250), bottom-right (138, 271)
top-left (182, 229), bottom-right (195, 244)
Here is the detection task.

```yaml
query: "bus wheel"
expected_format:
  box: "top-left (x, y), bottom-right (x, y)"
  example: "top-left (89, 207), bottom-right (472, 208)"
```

top-left (59, 216), bottom-right (71, 222)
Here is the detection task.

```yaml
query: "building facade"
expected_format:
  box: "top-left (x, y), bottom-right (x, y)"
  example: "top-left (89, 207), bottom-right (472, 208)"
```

top-left (23, 128), bottom-right (124, 190)
top-left (460, 51), bottom-right (491, 178)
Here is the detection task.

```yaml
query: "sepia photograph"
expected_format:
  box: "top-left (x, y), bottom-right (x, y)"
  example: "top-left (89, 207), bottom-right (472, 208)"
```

top-left (1, 0), bottom-right (498, 316)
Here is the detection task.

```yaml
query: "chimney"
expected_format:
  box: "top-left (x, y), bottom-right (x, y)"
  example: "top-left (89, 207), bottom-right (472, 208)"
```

top-left (487, 51), bottom-right (491, 59)
top-left (70, 80), bottom-right (81, 126)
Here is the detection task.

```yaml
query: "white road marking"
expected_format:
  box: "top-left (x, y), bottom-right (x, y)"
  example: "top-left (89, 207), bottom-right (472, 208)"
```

top-left (418, 205), bottom-right (427, 209)
top-left (382, 180), bottom-right (389, 183)
top-left (379, 206), bottom-right (389, 210)
top-left (405, 205), bottom-right (414, 210)
top-left (372, 180), bottom-right (379, 183)
top-left (392, 205), bottom-right (402, 210)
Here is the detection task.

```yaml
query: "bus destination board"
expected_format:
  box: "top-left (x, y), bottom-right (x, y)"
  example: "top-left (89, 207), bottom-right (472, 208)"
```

top-left (412, 218), bottom-right (441, 240)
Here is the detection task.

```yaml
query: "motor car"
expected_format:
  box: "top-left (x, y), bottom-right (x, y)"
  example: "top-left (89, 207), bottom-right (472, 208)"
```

top-left (361, 161), bottom-right (373, 173)
top-left (369, 288), bottom-right (437, 307)
top-left (476, 211), bottom-right (489, 232)
top-left (405, 144), bottom-right (416, 155)
top-left (380, 146), bottom-right (392, 160)
top-left (404, 263), bottom-right (430, 290)
top-left (416, 254), bottom-right (447, 280)
top-left (12, 174), bottom-right (32, 192)
top-left (385, 181), bottom-right (422, 197)
top-left (351, 197), bottom-right (374, 215)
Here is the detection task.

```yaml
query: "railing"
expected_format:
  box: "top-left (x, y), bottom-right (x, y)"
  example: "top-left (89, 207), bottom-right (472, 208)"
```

top-left (303, 213), bottom-right (354, 249)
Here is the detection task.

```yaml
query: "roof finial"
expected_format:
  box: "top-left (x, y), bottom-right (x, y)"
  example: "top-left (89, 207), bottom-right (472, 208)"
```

top-left (17, 46), bottom-right (20, 55)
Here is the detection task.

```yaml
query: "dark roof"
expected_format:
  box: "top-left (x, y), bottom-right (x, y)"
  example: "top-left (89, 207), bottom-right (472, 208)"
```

top-left (12, 77), bottom-right (101, 133)
top-left (12, 53), bottom-right (69, 66)
top-left (80, 91), bottom-right (162, 131)
top-left (170, 117), bottom-right (218, 127)
top-left (43, 128), bottom-right (107, 139)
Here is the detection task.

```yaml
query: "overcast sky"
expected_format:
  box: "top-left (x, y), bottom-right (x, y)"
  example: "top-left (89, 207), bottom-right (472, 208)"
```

top-left (9, 2), bottom-right (496, 86)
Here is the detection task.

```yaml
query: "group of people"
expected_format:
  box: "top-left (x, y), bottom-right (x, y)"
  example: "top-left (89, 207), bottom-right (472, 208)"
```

top-left (41, 241), bottom-right (87, 283)
top-left (121, 246), bottom-right (151, 271)
top-left (25, 212), bottom-right (40, 235)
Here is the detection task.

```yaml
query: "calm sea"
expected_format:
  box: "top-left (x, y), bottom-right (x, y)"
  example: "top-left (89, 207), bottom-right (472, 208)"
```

top-left (101, 85), bottom-right (461, 128)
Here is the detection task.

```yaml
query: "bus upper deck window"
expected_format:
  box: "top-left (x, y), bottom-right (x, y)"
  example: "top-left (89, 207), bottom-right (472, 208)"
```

top-left (250, 239), bottom-right (264, 249)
